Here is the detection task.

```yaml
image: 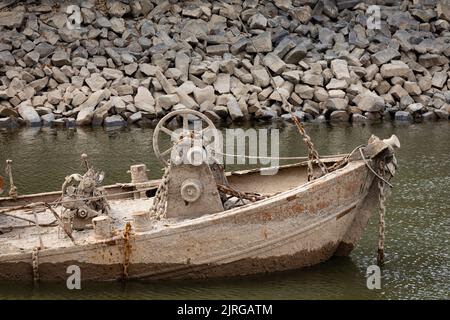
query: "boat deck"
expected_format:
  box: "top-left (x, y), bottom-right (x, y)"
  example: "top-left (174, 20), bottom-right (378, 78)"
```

top-left (0, 198), bottom-right (154, 255)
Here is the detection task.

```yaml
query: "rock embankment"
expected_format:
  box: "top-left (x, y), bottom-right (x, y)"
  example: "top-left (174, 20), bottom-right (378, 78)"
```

top-left (1, 0), bottom-right (450, 128)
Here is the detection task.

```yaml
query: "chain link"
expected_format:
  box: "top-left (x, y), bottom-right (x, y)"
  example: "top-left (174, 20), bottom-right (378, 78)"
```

top-left (149, 164), bottom-right (171, 220)
top-left (32, 246), bottom-right (40, 285)
top-left (377, 161), bottom-right (386, 266)
top-left (122, 222), bottom-right (132, 280)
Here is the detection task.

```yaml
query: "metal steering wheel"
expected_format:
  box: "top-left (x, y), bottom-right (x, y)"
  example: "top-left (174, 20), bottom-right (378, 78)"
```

top-left (152, 109), bottom-right (220, 166)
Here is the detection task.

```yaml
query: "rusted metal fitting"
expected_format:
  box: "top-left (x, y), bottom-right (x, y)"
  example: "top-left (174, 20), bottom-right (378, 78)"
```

top-left (181, 178), bottom-right (202, 203)
top-left (92, 216), bottom-right (112, 239)
top-left (131, 211), bottom-right (152, 232)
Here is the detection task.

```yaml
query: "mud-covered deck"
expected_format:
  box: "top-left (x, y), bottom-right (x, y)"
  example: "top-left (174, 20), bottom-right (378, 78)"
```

top-left (0, 198), bottom-right (154, 254)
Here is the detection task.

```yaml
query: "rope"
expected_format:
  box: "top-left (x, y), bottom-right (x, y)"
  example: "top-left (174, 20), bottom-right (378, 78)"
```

top-left (359, 149), bottom-right (393, 188)
top-left (44, 203), bottom-right (77, 245)
top-left (215, 151), bottom-right (348, 161)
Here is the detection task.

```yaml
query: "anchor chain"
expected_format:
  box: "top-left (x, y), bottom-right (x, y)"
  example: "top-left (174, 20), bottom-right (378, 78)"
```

top-left (5, 159), bottom-right (18, 199)
top-left (122, 222), bottom-right (132, 280)
top-left (32, 247), bottom-right (40, 285)
top-left (377, 161), bottom-right (387, 266)
top-left (149, 164), bottom-right (171, 220)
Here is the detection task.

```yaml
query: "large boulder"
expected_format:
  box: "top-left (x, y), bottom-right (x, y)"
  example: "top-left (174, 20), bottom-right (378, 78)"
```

top-left (134, 87), bottom-right (156, 115)
top-left (17, 101), bottom-right (41, 126)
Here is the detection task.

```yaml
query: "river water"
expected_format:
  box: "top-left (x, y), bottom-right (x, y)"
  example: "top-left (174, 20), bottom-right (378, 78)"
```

top-left (0, 121), bottom-right (448, 300)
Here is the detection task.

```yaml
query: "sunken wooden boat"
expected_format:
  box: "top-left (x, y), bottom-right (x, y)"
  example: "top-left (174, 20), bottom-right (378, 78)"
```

top-left (0, 110), bottom-right (400, 282)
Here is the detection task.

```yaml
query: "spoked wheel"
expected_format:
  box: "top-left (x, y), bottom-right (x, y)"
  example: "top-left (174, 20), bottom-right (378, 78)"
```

top-left (152, 109), bottom-right (221, 166)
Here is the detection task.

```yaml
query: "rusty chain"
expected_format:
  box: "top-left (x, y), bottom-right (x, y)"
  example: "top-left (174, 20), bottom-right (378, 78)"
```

top-left (149, 164), bottom-right (171, 220)
top-left (32, 246), bottom-right (40, 285)
top-left (377, 161), bottom-right (387, 266)
top-left (122, 222), bottom-right (132, 280)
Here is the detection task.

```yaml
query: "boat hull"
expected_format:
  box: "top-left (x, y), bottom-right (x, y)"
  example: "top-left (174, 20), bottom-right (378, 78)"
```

top-left (0, 160), bottom-right (379, 281)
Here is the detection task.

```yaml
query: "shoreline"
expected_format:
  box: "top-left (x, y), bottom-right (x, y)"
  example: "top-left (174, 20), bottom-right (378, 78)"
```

top-left (1, 0), bottom-right (450, 129)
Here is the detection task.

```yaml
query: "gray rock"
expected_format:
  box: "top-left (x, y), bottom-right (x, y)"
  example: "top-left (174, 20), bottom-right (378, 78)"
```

top-left (115, 85), bottom-right (133, 96)
top-left (35, 43), bottom-right (55, 58)
top-left (251, 66), bottom-right (271, 87)
top-left (330, 110), bottom-right (349, 122)
top-left (325, 98), bottom-right (348, 111)
top-left (18, 101), bottom-right (41, 126)
top-left (104, 115), bottom-right (126, 127)
top-left (76, 106), bottom-right (95, 126)
top-left (128, 112), bottom-right (142, 123)
top-left (213, 74), bottom-right (231, 94)
top-left (246, 32), bottom-right (272, 53)
top-left (79, 89), bottom-right (109, 110)
top-left (0, 116), bottom-right (19, 128)
top-left (248, 13), bottom-right (267, 29)
top-left (134, 87), bottom-right (156, 115)
top-left (157, 94), bottom-right (180, 110)
top-left (23, 51), bottom-right (40, 66)
top-left (422, 111), bottom-right (437, 121)
top-left (105, 48), bottom-right (122, 66)
top-left (0, 11), bottom-right (25, 28)
top-left (418, 53), bottom-right (449, 68)
top-left (395, 110), bottom-right (413, 121)
top-left (356, 93), bottom-right (385, 112)
top-left (431, 72), bottom-right (447, 88)
top-left (330, 59), bottom-right (350, 80)
top-left (206, 44), bottom-right (229, 56)
top-left (302, 72), bottom-right (323, 86)
top-left (51, 51), bottom-right (71, 67)
top-left (41, 113), bottom-right (55, 126)
top-left (227, 96), bottom-right (244, 121)
top-left (406, 103), bottom-right (424, 113)
top-left (175, 52), bottom-right (190, 81)
top-left (263, 53), bottom-right (286, 74)
top-left (352, 113), bottom-right (369, 122)
top-left (0, 106), bottom-right (18, 117)
top-left (86, 75), bottom-right (107, 91)
top-left (110, 17), bottom-right (125, 33)
top-left (102, 68), bottom-right (123, 80)
top-left (213, 105), bottom-right (229, 119)
top-left (0, 51), bottom-right (15, 66)
top-left (380, 61), bottom-right (410, 78)
top-left (371, 48), bottom-right (401, 65)
top-left (274, 0), bottom-right (292, 11)
top-left (109, 2), bottom-right (130, 17)
top-left (193, 86), bottom-right (216, 105)
top-left (283, 45), bottom-right (307, 64)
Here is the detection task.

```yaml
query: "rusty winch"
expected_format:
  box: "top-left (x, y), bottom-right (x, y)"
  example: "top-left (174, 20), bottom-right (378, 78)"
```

top-left (151, 109), bottom-right (225, 219)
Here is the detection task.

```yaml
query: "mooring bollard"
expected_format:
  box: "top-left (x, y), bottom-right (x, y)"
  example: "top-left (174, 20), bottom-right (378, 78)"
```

top-left (92, 216), bottom-right (112, 239)
top-left (127, 164), bottom-right (150, 199)
top-left (131, 211), bottom-right (151, 232)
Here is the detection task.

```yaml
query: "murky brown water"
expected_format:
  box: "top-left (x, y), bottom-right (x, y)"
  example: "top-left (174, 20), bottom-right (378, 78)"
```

top-left (0, 121), bottom-right (449, 299)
